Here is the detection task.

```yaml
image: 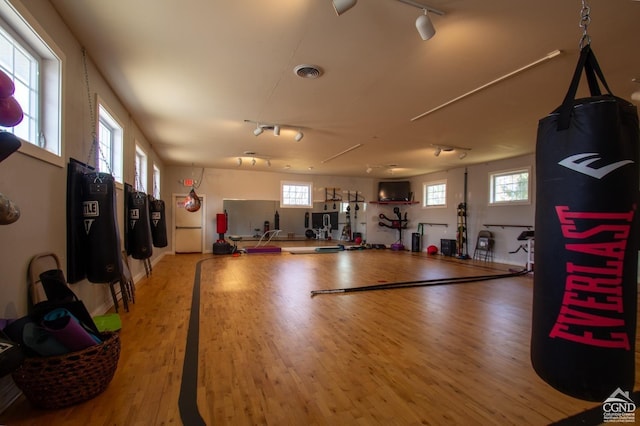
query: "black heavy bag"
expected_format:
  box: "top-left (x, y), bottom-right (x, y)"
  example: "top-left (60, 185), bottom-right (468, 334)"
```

top-left (148, 196), bottom-right (168, 248)
top-left (532, 45), bottom-right (639, 401)
top-left (127, 190), bottom-right (153, 259)
top-left (66, 158), bottom-right (93, 283)
top-left (82, 172), bottom-right (122, 283)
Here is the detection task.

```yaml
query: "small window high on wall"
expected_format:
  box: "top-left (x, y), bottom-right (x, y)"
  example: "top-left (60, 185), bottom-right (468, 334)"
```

top-left (152, 163), bottom-right (161, 199)
top-left (97, 101), bottom-right (123, 183)
top-left (423, 179), bottom-right (447, 208)
top-left (281, 181), bottom-right (313, 208)
top-left (134, 144), bottom-right (147, 192)
top-left (489, 167), bottom-right (530, 205)
top-left (0, 4), bottom-right (62, 165)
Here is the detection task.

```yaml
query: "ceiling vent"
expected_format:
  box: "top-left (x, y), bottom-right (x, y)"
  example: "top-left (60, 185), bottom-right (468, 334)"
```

top-left (294, 64), bottom-right (323, 79)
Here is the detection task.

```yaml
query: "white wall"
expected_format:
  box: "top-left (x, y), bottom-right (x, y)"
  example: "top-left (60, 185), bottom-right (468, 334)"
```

top-left (0, 0), bottom-right (169, 319)
top-left (165, 167), bottom-right (377, 251)
top-left (166, 154), bottom-right (536, 267)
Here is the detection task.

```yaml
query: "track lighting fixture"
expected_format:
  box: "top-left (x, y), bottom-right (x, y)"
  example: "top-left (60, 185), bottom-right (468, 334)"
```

top-left (245, 120), bottom-right (306, 141)
top-left (333, 0), bottom-right (357, 16)
top-left (415, 9), bottom-right (436, 40)
top-left (236, 152), bottom-right (273, 168)
top-left (333, 0), bottom-right (445, 41)
top-left (432, 144), bottom-right (470, 159)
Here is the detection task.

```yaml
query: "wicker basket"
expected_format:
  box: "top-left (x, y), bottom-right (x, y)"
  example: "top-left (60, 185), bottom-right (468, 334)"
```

top-left (12, 332), bottom-right (120, 409)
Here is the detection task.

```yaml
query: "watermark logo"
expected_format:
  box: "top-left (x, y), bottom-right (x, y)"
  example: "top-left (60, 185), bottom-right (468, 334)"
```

top-left (603, 388), bottom-right (636, 423)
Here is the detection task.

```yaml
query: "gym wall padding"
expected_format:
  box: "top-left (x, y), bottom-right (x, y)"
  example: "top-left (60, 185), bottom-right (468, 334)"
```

top-left (81, 172), bottom-right (123, 283)
top-left (532, 45), bottom-right (639, 401)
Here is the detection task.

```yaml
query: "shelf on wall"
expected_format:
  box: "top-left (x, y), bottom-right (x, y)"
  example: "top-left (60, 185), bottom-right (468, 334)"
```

top-left (370, 201), bottom-right (419, 205)
top-left (418, 222), bottom-right (448, 227)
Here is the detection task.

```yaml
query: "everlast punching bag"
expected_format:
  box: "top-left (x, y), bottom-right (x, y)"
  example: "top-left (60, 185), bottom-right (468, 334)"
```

top-left (127, 190), bottom-right (153, 259)
top-left (149, 196), bottom-right (168, 248)
top-left (82, 172), bottom-right (122, 283)
top-left (532, 45), bottom-right (639, 401)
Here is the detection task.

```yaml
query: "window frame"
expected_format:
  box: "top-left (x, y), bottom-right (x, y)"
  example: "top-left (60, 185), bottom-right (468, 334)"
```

top-left (488, 167), bottom-right (531, 206)
top-left (0, 1), bottom-right (63, 167)
top-left (134, 143), bottom-right (148, 192)
top-left (423, 179), bottom-right (447, 208)
top-left (280, 181), bottom-right (313, 208)
top-left (152, 162), bottom-right (161, 199)
top-left (96, 98), bottom-right (123, 184)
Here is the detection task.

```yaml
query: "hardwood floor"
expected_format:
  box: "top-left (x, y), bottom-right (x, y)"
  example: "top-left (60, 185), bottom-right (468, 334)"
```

top-left (2, 250), bottom-right (638, 425)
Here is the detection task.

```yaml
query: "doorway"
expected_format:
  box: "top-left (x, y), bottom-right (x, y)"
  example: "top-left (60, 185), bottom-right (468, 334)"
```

top-left (173, 193), bottom-right (206, 253)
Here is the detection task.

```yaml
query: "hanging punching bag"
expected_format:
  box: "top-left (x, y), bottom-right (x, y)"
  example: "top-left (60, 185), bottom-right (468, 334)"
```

top-left (532, 45), bottom-right (639, 401)
top-left (148, 196), bottom-right (168, 248)
top-left (82, 172), bottom-right (122, 283)
top-left (67, 159), bottom-right (93, 283)
top-left (127, 190), bottom-right (153, 260)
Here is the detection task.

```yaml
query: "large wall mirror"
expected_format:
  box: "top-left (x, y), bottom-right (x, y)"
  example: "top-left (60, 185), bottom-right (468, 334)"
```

top-left (222, 200), bottom-right (367, 241)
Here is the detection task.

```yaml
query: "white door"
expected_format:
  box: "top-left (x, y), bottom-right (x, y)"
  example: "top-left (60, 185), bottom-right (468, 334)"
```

top-left (173, 193), bottom-right (205, 253)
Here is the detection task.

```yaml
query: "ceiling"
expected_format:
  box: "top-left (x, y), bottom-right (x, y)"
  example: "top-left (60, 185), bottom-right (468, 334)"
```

top-left (50, 0), bottom-right (640, 178)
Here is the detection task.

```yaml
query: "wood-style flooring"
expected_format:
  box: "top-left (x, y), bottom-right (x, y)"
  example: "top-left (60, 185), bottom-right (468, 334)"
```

top-left (2, 249), bottom-right (639, 425)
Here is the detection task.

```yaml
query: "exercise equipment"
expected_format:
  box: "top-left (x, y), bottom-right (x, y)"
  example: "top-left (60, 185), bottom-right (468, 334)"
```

top-left (148, 196), bottom-right (168, 248)
top-left (0, 131), bottom-right (20, 163)
top-left (184, 188), bottom-right (201, 212)
top-left (0, 69), bottom-right (15, 98)
top-left (66, 159), bottom-right (93, 283)
top-left (126, 188), bottom-right (153, 260)
top-left (456, 202), bottom-right (469, 259)
top-left (212, 212), bottom-right (234, 255)
top-left (378, 207), bottom-right (408, 250)
top-left (82, 172), bottom-right (122, 283)
top-left (0, 70), bottom-right (22, 127)
top-left (311, 268), bottom-right (529, 296)
top-left (0, 191), bottom-right (19, 225)
top-left (532, 42), bottom-right (639, 401)
top-left (0, 95), bottom-right (23, 127)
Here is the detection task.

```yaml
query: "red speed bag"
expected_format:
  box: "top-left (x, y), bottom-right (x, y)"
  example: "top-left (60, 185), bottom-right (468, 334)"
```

top-left (532, 45), bottom-right (639, 401)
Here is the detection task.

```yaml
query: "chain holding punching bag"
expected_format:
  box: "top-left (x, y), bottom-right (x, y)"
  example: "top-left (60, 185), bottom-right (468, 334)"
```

top-left (127, 190), bottom-right (153, 260)
top-left (532, 44), bottom-right (639, 401)
top-left (82, 172), bottom-right (122, 283)
top-left (148, 196), bottom-right (168, 248)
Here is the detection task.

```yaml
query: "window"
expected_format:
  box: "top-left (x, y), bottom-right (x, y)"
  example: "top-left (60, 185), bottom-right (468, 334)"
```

top-left (489, 168), bottom-right (530, 205)
top-left (97, 101), bottom-right (123, 183)
top-left (281, 181), bottom-right (313, 208)
top-left (152, 163), bottom-right (161, 199)
top-left (0, 4), bottom-right (62, 164)
top-left (423, 180), bottom-right (447, 207)
top-left (134, 144), bottom-right (147, 192)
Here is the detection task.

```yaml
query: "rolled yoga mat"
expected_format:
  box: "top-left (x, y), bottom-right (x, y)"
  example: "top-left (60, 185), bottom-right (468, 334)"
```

top-left (42, 308), bottom-right (101, 351)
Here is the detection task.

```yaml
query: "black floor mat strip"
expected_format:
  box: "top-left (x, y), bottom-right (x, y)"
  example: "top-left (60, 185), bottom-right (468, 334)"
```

top-left (178, 258), bottom-right (207, 426)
